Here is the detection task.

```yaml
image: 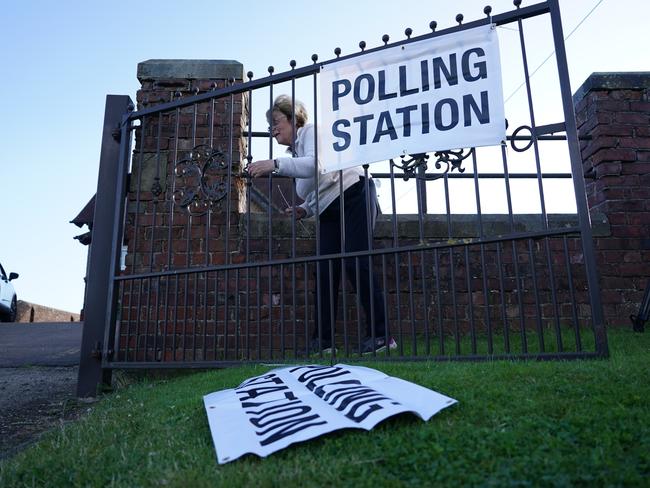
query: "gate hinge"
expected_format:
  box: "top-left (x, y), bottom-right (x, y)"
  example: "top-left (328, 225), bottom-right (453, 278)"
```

top-left (91, 341), bottom-right (102, 359)
top-left (111, 124), bottom-right (121, 141)
top-left (91, 342), bottom-right (115, 360)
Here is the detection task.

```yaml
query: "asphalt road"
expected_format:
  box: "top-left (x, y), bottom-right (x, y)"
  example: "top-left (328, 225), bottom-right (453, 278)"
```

top-left (0, 322), bottom-right (81, 367)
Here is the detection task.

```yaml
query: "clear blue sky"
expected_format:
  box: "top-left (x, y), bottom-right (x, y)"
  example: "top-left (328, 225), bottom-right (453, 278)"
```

top-left (1, 0), bottom-right (647, 313)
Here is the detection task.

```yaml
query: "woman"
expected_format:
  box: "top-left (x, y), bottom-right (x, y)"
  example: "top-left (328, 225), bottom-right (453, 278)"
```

top-left (247, 95), bottom-right (396, 355)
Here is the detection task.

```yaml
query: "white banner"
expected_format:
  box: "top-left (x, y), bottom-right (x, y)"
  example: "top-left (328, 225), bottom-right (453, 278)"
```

top-left (319, 24), bottom-right (505, 173)
top-left (204, 364), bottom-right (457, 463)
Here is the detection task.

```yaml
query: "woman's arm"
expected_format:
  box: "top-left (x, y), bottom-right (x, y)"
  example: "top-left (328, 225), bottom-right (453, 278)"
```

top-left (246, 125), bottom-right (319, 178)
top-left (275, 125), bottom-right (320, 178)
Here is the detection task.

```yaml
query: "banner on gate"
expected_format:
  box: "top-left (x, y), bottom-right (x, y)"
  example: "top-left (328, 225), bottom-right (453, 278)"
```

top-left (318, 24), bottom-right (505, 173)
top-left (204, 364), bottom-right (457, 463)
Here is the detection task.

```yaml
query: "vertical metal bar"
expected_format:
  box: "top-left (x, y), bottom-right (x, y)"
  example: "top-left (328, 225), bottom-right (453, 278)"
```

top-left (213, 270), bottom-right (219, 360)
top-left (328, 259), bottom-right (336, 358)
top-left (389, 163), bottom-right (403, 353)
top-left (363, 166), bottom-right (376, 349)
top-left (172, 274), bottom-right (179, 361)
top-left (544, 237), bottom-right (563, 352)
top-left (149, 112), bottom-right (163, 359)
top-left (125, 117), bottom-right (147, 363)
top-left (417, 164), bottom-right (427, 214)
top-left (304, 261), bottom-right (309, 356)
top-left (465, 246), bottom-right (477, 354)
top-left (528, 239), bottom-right (545, 353)
top-left (513, 240), bottom-right (527, 354)
top-left (471, 149), bottom-right (493, 354)
top-left (257, 266), bottom-right (262, 359)
top-left (132, 117), bottom-right (147, 363)
top-left (268, 83), bottom-right (274, 360)
top-left (245, 83), bottom-right (253, 361)
top-left (503, 137), bottom-right (524, 353)
top-left (443, 173), bottom-right (459, 355)
top-left (77, 95), bottom-right (133, 397)
top-left (563, 235), bottom-right (582, 351)
top-left (415, 166), bottom-right (430, 355)
top-left (153, 276), bottom-right (162, 361)
top-left (381, 254), bottom-right (391, 357)
top-left (548, 0), bottom-right (607, 356)
top-left (355, 257), bottom-right (362, 355)
top-left (163, 106), bottom-right (181, 363)
top-left (192, 272), bottom-right (199, 361)
top-left (434, 248), bottom-right (444, 355)
top-left (450, 248), bottom-right (460, 356)
top-left (516, 14), bottom-right (548, 228)
top-left (500, 144), bottom-right (515, 231)
top-left (235, 267), bottom-right (241, 359)
top-left (280, 263), bottom-right (285, 359)
top-left (496, 242), bottom-right (510, 354)
top-left (407, 251), bottom-right (417, 356)
top-left (313, 72), bottom-right (323, 354)
top-left (339, 170), bottom-right (348, 357)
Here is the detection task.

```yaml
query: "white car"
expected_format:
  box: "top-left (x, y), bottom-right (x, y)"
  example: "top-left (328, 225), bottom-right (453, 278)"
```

top-left (0, 262), bottom-right (18, 322)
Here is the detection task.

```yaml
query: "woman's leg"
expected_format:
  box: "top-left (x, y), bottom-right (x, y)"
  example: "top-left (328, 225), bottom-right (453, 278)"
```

top-left (343, 180), bottom-right (386, 339)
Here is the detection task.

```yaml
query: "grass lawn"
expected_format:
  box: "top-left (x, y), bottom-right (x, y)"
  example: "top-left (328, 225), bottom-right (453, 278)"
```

top-left (1, 328), bottom-right (648, 487)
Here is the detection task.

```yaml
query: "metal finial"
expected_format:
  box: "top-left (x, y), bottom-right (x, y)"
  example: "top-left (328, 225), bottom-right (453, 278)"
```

top-left (429, 21), bottom-right (437, 31)
top-left (193, 86), bottom-right (200, 94)
top-left (405, 28), bottom-right (412, 39)
top-left (359, 40), bottom-right (366, 51)
top-left (211, 81), bottom-right (218, 90)
top-left (484, 5), bottom-right (492, 16)
top-left (514, 0), bottom-right (522, 7)
top-left (268, 66), bottom-right (274, 75)
top-left (247, 71), bottom-right (253, 80)
top-left (127, 102), bottom-right (135, 112)
top-left (382, 34), bottom-right (389, 45)
top-left (174, 91), bottom-right (182, 99)
top-left (311, 54), bottom-right (318, 63)
top-left (290, 60), bottom-right (296, 69)
top-left (456, 14), bottom-right (464, 25)
top-left (334, 47), bottom-right (341, 57)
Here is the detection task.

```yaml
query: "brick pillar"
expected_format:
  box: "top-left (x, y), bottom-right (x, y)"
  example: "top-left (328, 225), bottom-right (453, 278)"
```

top-left (121, 60), bottom-right (248, 361)
top-left (574, 72), bottom-right (650, 326)
top-left (127, 59), bottom-right (247, 274)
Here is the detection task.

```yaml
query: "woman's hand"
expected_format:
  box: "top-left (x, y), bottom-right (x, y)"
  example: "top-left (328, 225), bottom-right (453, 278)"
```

top-left (246, 159), bottom-right (275, 178)
top-left (284, 206), bottom-right (306, 220)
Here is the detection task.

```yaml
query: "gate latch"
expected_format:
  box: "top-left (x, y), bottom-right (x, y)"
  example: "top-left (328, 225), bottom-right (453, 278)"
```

top-left (91, 341), bottom-right (102, 359)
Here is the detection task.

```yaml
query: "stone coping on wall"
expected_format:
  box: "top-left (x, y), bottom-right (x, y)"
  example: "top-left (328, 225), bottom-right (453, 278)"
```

top-left (245, 213), bottom-right (610, 239)
top-left (573, 71), bottom-right (650, 105)
top-left (137, 59), bottom-right (244, 81)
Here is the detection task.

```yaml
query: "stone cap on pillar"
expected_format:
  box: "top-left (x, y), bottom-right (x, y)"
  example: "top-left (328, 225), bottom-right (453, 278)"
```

top-left (573, 71), bottom-right (650, 105)
top-left (137, 59), bottom-right (244, 82)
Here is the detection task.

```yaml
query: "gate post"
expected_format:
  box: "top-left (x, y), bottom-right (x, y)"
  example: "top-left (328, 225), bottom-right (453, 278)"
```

top-left (77, 95), bottom-right (133, 397)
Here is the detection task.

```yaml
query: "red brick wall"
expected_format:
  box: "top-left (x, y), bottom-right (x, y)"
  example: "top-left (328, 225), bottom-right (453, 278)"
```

top-left (574, 72), bottom-right (650, 326)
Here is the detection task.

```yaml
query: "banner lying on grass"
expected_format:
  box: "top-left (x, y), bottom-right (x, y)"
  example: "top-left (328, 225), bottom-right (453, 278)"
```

top-left (204, 364), bottom-right (457, 463)
top-left (319, 24), bottom-right (505, 173)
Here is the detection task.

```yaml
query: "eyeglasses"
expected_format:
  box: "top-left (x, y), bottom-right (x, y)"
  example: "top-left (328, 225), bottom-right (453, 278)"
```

top-left (268, 115), bottom-right (289, 132)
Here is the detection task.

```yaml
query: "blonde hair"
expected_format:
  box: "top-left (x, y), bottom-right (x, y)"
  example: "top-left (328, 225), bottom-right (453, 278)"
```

top-left (266, 95), bottom-right (308, 128)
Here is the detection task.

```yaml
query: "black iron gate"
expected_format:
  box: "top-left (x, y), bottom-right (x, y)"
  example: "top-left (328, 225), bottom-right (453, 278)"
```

top-left (78, 0), bottom-right (607, 396)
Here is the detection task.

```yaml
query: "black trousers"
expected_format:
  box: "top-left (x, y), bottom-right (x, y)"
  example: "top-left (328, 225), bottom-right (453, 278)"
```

top-left (315, 177), bottom-right (386, 341)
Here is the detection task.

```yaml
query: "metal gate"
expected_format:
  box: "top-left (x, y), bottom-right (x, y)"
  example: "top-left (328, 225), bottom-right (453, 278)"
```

top-left (78, 0), bottom-right (608, 396)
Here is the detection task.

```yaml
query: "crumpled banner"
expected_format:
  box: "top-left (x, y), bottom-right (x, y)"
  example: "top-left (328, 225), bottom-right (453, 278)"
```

top-left (204, 364), bottom-right (457, 463)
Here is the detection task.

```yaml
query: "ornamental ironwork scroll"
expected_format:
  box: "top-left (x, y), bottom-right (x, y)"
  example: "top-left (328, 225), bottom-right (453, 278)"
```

top-left (173, 145), bottom-right (228, 216)
top-left (390, 148), bottom-right (472, 181)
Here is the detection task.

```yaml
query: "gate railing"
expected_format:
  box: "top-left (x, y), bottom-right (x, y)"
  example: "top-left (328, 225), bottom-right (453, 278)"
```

top-left (78, 0), bottom-right (607, 397)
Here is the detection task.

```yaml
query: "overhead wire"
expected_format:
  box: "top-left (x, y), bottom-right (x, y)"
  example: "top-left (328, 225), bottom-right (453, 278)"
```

top-left (504, 0), bottom-right (605, 104)
top-left (393, 0), bottom-right (606, 209)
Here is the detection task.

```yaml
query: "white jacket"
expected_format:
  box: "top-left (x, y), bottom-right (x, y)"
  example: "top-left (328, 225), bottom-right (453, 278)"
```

top-left (274, 124), bottom-right (365, 217)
